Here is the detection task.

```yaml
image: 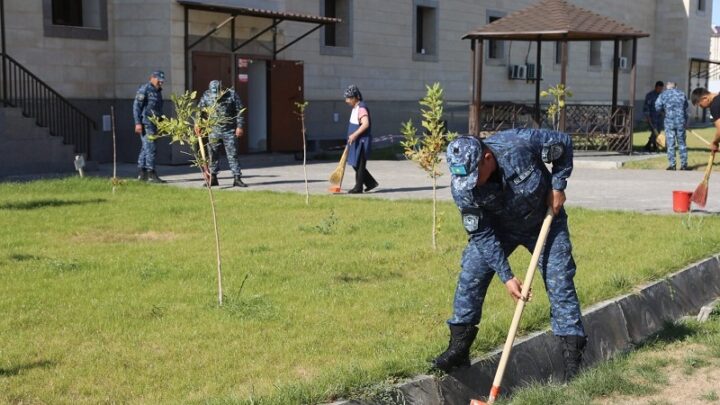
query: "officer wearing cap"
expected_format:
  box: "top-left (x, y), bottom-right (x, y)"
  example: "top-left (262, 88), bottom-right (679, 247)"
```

top-left (133, 70), bottom-right (166, 182)
top-left (197, 80), bottom-right (247, 187)
top-left (432, 128), bottom-right (587, 381)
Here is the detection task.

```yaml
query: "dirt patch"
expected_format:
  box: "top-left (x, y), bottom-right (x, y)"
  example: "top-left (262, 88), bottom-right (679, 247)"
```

top-left (596, 343), bottom-right (720, 405)
top-left (72, 230), bottom-right (179, 244)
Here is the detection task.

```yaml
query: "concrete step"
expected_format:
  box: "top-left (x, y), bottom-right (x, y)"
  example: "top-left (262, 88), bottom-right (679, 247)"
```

top-left (1, 106), bottom-right (85, 176)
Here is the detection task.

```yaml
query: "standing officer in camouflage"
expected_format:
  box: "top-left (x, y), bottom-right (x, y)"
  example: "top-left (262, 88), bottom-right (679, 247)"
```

top-left (198, 80), bottom-right (247, 187)
top-left (432, 129), bottom-right (587, 381)
top-left (655, 82), bottom-right (690, 170)
top-left (133, 70), bottom-right (166, 182)
top-left (643, 81), bottom-right (664, 152)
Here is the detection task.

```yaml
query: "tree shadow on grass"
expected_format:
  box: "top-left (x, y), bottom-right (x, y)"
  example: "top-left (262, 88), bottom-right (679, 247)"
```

top-left (0, 198), bottom-right (107, 210)
top-left (0, 360), bottom-right (56, 377)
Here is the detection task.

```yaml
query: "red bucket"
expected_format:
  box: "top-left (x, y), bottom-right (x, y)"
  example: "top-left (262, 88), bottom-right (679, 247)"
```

top-left (672, 190), bottom-right (693, 213)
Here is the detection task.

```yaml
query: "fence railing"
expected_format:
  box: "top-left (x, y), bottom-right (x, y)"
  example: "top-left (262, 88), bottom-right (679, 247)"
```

top-left (1, 53), bottom-right (95, 159)
top-left (477, 102), bottom-right (633, 153)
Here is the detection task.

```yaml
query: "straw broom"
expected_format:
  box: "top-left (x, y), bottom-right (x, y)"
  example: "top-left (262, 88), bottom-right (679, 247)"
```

top-left (328, 146), bottom-right (349, 193)
top-left (688, 129), bottom-right (716, 207)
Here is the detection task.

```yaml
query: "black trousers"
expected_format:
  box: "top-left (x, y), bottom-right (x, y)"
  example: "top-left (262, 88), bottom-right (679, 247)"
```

top-left (352, 148), bottom-right (377, 190)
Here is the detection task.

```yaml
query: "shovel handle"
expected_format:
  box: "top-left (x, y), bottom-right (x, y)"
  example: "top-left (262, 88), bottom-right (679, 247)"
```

top-left (486, 208), bottom-right (554, 403)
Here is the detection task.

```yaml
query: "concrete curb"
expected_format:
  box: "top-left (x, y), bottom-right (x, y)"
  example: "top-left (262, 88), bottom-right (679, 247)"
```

top-left (332, 254), bottom-right (720, 405)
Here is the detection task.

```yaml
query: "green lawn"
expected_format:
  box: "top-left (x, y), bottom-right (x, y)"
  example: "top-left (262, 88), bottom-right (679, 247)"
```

top-left (2, 178), bottom-right (720, 404)
top-left (626, 126), bottom-right (720, 170)
top-left (500, 312), bottom-right (720, 405)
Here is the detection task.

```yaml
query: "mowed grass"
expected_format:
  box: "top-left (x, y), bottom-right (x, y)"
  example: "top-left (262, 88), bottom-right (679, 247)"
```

top-left (500, 312), bottom-right (720, 405)
top-left (2, 178), bottom-right (720, 404)
top-left (626, 126), bottom-right (720, 170)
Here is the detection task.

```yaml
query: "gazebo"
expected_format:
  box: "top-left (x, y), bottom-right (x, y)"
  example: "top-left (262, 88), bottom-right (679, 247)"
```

top-left (463, 0), bottom-right (649, 153)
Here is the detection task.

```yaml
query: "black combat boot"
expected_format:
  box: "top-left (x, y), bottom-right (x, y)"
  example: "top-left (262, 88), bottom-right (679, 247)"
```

top-left (137, 168), bottom-right (147, 181)
top-left (146, 170), bottom-right (166, 183)
top-left (210, 174), bottom-right (219, 187)
top-left (233, 175), bottom-right (247, 188)
top-left (560, 335), bottom-right (587, 381)
top-left (431, 324), bottom-right (478, 373)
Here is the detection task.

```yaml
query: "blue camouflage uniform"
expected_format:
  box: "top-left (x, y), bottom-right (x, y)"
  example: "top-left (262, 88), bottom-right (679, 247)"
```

top-left (133, 73), bottom-right (164, 171)
top-left (655, 88), bottom-right (689, 168)
top-left (447, 129), bottom-right (585, 338)
top-left (198, 80), bottom-right (245, 176)
top-left (643, 90), bottom-right (663, 132)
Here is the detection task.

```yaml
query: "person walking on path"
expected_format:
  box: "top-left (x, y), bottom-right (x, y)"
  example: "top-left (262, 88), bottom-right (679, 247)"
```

top-left (432, 129), bottom-right (587, 381)
top-left (133, 70), bottom-right (166, 182)
top-left (344, 85), bottom-right (378, 194)
top-left (655, 82), bottom-right (690, 170)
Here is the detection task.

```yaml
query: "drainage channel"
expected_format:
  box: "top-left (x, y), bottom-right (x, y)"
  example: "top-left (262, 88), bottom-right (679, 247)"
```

top-left (331, 254), bottom-right (720, 405)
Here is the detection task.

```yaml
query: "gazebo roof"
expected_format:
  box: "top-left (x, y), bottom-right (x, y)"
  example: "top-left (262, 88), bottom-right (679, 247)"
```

top-left (463, 0), bottom-right (649, 41)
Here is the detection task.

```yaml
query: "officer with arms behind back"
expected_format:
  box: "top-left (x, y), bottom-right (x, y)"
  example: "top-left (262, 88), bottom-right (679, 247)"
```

top-left (432, 128), bottom-right (587, 381)
top-left (197, 80), bottom-right (247, 188)
top-left (133, 70), bottom-right (166, 183)
top-left (655, 82), bottom-right (689, 170)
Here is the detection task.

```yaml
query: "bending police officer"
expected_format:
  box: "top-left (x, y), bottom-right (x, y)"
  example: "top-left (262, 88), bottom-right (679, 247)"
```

top-left (643, 81), bottom-right (664, 152)
top-left (133, 70), bottom-right (166, 182)
top-left (433, 129), bottom-right (587, 381)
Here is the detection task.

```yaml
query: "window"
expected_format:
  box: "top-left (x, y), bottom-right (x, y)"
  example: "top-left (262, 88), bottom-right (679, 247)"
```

top-left (320, 0), bottom-right (353, 56)
top-left (620, 39), bottom-right (632, 70)
top-left (698, 0), bottom-right (707, 12)
top-left (416, 6), bottom-right (437, 55)
top-left (43, 0), bottom-right (107, 40)
top-left (413, 0), bottom-right (438, 61)
top-left (487, 13), bottom-right (505, 61)
top-left (589, 41), bottom-right (602, 66)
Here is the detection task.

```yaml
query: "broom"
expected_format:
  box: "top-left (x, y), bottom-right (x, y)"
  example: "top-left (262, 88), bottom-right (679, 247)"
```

top-left (689, 130), bottom-right (715, 208)
top-left (328, 146), bottom-right (349, 193)
top-left (691, 150), bottom-right (716, 208)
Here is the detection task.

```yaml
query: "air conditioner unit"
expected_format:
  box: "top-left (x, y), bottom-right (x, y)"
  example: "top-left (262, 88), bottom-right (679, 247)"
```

top-left (508, 64), bottom-right (527, 80)
top-left (618, 57), bottom-right (628, 69)
top-left (526, 63), bottom-right (543, 80)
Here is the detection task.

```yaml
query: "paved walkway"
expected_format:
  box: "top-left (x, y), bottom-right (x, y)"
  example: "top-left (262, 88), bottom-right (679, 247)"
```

top-left (91, 151), bottom-right (720, 214)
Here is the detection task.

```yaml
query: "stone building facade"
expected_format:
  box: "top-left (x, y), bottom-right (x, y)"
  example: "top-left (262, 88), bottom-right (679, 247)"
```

top-left (0, 0), bottom-right (714, 163)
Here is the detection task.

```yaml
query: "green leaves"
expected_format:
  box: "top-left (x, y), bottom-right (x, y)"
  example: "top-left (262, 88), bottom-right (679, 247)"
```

top-left (541, 84), bottom-right (573, 131)
top-left (400, 83), bottom-right (456, 178)
top-left (149, 90), bottom-right (241, 170)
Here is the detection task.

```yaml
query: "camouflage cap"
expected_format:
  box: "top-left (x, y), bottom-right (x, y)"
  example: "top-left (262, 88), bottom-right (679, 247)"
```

top-left (209, 80), bottom-right (222, 95)
top-left (151, 71), bottom-right (165, 82)
top-left (447, 136), bottom-right (483, 191)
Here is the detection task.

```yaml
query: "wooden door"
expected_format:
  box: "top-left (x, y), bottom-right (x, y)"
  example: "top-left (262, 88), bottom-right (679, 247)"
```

top-left (191, 52), bottom-right (232, 99)
top-left (268, 60), bottom-right (304, 152)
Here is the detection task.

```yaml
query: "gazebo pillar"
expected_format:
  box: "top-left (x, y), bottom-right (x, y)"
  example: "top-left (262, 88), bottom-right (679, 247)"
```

top-left (629, 37), bottom-right (638, 154)
top-left (560, 39), bottom-right (568, 132)
top-left (534, 39), bottom-right (542, 127)
top-left (612, 39), bottom-right (619, 114)
top-left (469, 39), bottom-right (483, 136)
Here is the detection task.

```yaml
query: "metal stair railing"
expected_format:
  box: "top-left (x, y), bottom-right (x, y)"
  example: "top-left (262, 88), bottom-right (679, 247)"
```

top-left (1, 52), bottom-right (96, 159)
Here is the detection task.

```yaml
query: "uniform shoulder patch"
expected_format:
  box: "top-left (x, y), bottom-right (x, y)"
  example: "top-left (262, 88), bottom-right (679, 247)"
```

top-left (463, 214), bottom-right (480, 233)
top-left (542, 143), bottom-right (564, 163)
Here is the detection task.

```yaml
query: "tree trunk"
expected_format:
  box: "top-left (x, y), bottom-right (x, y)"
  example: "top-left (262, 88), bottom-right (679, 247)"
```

top-left (301, 114), bottom-right (309, 205)
top-left (197, 135), bottom-right (223, 306)
top-left (110, 106), bottom-right (117, 195)
top-left (432, 173), bottom-right (437, 250)
top-left (206, 181), bottom-right (223, 306)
